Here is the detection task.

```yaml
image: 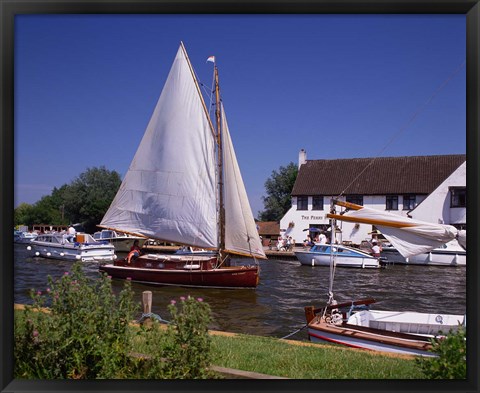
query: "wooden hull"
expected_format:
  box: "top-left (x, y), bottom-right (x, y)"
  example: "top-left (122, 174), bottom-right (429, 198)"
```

top-left (306, 320), bottom-right (435, 357)
top-left (305, 300), bottom-right (465, 357)
top-left (99, 254), bottom-right (259, 289)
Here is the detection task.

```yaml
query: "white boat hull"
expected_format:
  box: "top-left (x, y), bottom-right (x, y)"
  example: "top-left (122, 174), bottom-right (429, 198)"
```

top-left (306, 306), bottom-right (465, 357)
top-left (93, 230), bottom-right (146, 253)
top-left (381, 245), bottom-right (466, 266)
top-left (295, 244), bottom-right (380, 268)
top-left (29, 233), bottom-right (116, 263)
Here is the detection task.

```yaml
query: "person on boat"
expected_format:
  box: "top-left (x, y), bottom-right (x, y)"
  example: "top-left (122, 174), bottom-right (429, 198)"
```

top-left (127, 240), bottom-right (142, 264)
top-left (371, 241), bottom-right (382, 258)
top-left (318, 232), bottom-right (327, 244)
top-left (67, 225), bottom-right (76, 242)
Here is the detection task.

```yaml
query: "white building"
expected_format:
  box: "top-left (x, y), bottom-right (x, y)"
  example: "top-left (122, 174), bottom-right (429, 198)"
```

top-left (280, 150), bottom-right (466, 245)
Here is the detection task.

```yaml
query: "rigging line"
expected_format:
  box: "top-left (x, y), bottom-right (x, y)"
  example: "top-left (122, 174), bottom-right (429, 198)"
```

top-left (336, 60), bottom-right (466, 199)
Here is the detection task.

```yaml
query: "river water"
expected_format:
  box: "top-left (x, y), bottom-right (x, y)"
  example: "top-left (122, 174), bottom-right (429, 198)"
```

top-left (14, 244), bottom-right (466, 341)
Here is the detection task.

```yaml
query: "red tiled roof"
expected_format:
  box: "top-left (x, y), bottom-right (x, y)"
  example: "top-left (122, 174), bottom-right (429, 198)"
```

top-left (257, 221), bottom-right (280, 236)
top-left (292, 154), bottom-right (465, 196)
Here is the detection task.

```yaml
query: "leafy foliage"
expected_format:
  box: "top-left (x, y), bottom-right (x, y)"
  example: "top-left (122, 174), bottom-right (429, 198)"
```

top-left (258, 162), bottom-right (298, 221)
top-left (163, 296), bottom-right (214, 378)
top-left (14, 265), bottom-right (215, 379)
top-left (416, 327), bottom-right (466, 379)
top-left (14, 166), bottom-right (121, 232)
top-left (14, 264), bottom-right (138, 379)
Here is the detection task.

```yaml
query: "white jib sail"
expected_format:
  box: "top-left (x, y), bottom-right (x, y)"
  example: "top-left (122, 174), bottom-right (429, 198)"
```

top-left (222, 105), bottom-right (266, 259)
top-left (342, 206), bottom-right (465, 258)
top-left (100, 44), bottom-right (218, 248)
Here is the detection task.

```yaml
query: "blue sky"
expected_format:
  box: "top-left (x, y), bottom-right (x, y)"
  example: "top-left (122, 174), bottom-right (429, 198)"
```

top-left (15, 14), bottom-right (466, 218)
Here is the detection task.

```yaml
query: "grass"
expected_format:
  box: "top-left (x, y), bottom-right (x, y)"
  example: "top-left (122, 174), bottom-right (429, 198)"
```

top-left (134, 329), bottom-right (424, 379)
top-left (14, 307), bottom-right (424, 379)
top-left (211, 334), bottom-right (423, 379)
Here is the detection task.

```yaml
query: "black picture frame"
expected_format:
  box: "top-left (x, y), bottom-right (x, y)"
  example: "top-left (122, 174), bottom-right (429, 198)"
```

top-left (2, 1), bottom-right (478, 392)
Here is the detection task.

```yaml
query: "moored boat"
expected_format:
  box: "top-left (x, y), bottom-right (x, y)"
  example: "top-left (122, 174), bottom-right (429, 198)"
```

top-left (93, 229), bottom-right (146, 253)
top-left (14, 230), bottom-right (38, 244)
top-left (304, 298), bottom-right (465, 357)
top-left (295, 243), bottom-right (381, 268)
top-left (380, 239), bottom-right (465, 266)
top-left (28, 232), bottom-right (116, 263)
top-left (97, 42), bottom-right (266, 289)
top-left (303, 199), bottom-right (466, 356)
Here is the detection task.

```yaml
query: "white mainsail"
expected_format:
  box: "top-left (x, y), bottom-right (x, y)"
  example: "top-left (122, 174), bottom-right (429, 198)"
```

top-left (328, 203), bottom-right (466, 258)
top-left (221, 105), bottom-right (266, 259)
top-left (100, 44), bottom-right (218, 249)
top-left (101, 43), bottom-right (266, 259)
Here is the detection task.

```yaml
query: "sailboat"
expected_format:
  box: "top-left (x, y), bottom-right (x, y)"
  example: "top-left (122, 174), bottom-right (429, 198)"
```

top-left (98, 42), bottom-right (266, 289)
top-left (304, 200), bottom-right (466, 356)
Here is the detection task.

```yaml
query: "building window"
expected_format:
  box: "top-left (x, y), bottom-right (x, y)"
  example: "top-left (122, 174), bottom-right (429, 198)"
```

top-left (312, 196), bottom-right (324, 210)
top-left (450, 187), bottom-right (466, 207)
top-left (403, 195), bottom-right (416, 210)
top-left (386, 195), bottom-right (398, 210)
top-left (346, 195), bottom-right (363, 206)
top-left (297, 196), bottom-right (308, 210)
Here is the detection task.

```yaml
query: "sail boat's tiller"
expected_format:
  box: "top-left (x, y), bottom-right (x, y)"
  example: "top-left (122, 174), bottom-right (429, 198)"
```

top-left (97, 42), bottom-right (266, 289)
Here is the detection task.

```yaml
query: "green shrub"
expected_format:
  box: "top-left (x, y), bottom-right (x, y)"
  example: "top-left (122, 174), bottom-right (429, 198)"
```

top-left (14, 263), bottom-right (138, 379)
top-left (14, 264), bottom-right (215, 379)
top-left (416, 326), bottom-right (466, 379)
top-left (162, 296), bottom-right (215, 379)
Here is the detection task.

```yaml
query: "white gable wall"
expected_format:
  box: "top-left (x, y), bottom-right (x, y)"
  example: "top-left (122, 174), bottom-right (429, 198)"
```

top-left (408, 162), bottom-right (466, 225)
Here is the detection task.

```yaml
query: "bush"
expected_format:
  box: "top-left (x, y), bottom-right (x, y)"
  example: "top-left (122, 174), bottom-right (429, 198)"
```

top-left (14, 263), bottom-right (138, 379)
top-left (416, 326), bottom-right (466, 379)
top-left (14, 264), bottom-right (215, 379)
top-left (162, 296), bottom-right (215, 379)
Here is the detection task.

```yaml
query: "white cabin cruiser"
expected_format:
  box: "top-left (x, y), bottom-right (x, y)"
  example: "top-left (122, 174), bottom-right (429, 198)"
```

top-left (28, 233), bottom-right (116, 263)
top-left (381, 239), bottom-right (466, 266)
top-left (93, 229), bottom-right (146, 253)
top-left (295, 243), bottom-right (381, 268)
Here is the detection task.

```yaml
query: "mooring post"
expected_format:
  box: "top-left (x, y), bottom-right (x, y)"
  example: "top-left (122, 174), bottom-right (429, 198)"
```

top-left (142, 290), bottom-right (153, 327)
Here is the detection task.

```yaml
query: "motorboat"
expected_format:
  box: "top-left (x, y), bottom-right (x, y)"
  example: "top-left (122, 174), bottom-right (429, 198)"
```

top-left (380, 239), bottom-right (466, 266)
top-left (93, 229), bottom-right (146, 253)
top-left (14, 230), bottom-right (38, 244)
top-left (27, 232), bottom-right (116, 263)
top-left (295, 243), bottom-right (381, 268)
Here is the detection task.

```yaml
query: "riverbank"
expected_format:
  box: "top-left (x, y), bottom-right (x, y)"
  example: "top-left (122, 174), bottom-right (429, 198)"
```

top-left (14, 303), bottom-right (422, 379)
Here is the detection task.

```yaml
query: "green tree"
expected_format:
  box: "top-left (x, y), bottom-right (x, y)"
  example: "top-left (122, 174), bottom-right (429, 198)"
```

top-left (258, 162), bottom-right (298, 221)
top-left (14, 203), bottom-right (34, 227)
top-left (63, 166), bottom-right (122, 233)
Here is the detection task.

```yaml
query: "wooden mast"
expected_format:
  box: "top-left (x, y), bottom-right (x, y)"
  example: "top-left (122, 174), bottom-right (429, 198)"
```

top-left (214, 65), bottom-right (226, 260)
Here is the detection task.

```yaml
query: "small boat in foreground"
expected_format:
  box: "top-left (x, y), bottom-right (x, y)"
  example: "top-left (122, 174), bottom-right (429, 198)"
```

top-left (304, 298), bottom-right (465, 357)
top-left (28, 233), bottom-right (116, 263)
top-left (295, 243), bottom-right (381, 268)
top-left (303, 200), bottom-right (466, 356)
top-left (93, 229), bottom-right (146, 253)
top-left (98, 42), bottom-right (266, 289)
